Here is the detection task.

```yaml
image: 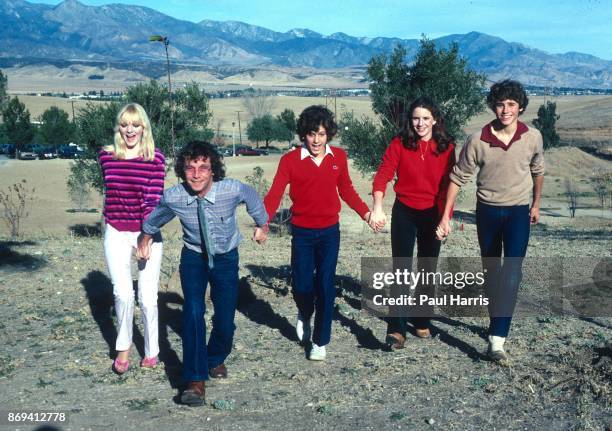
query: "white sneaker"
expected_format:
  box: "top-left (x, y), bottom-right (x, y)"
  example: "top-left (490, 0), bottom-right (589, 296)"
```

top-left (487, 335), bottom-right (509, 365)
top-left (296, 313), bottom-right (311, 343)
top-left (309, 343), bottom-right (326, 361)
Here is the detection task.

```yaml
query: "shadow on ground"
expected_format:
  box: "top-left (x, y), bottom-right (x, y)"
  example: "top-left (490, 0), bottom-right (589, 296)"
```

top-left (532, 226), bottom-right (610, 240)
top-left (453, 210), bottom-right (476, 225)
top-left (69, 223), bottom-right (102, 238)
top-left (81, 271), bottom-right (117, 359)
top-left (158, 291), bottom-right (183, 389)
top-left (0, 240), bottom-right (46, 271)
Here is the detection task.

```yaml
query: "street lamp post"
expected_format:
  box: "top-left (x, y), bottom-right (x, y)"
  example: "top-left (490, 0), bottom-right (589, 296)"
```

top-left (149, 35), bottom-right (176, 160)
top-left (232, 121), bottom-right (236, 157)
top-left (235, 111), bottom-right (243, 146)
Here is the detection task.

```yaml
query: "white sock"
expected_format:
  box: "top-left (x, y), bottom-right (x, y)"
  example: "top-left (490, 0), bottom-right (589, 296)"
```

top-left (489, 335), bottom-right (506, 352)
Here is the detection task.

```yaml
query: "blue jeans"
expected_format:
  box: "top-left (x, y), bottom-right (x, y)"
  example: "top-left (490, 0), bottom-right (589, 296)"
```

top-left (291, 223), bottom-right (340, 346)
top-left (476, 202), bottom-right (530, 337)
top-left (179, 246), bottom-right (239, 382)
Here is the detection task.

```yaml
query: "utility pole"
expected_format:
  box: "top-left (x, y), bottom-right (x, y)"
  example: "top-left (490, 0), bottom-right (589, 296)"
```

top-left (334, 94), bottom-right (337, 119)
top-left (70, 100), bottom-right (76, 122)
top-left (149, 35), bottom-right (176, 160)
top-left (232, 121), bottom-right (236, 157)
top-left (236, 111), bottom-right (243, 146)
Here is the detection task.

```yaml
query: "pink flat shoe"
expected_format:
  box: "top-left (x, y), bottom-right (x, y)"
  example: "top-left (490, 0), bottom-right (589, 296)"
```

top-left (140, 357), bottom-right (158, 368)
top-left (113, 358), bottom-right (129, 374)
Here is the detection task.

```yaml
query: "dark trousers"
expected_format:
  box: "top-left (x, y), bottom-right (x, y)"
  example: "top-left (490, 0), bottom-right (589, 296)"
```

top-left (179, 247), bottom-right (239, 382)
top-left (476, 202), bottom-right (530, 338)
top-left (291, 223), bottom-right (340, 346)
top-left (387, 200), bottom-right (441, 336)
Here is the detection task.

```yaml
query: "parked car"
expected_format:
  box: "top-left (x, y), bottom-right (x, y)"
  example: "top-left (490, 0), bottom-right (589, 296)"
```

top-left (58, 144), bottom-right (84, 159)
top-left (17, 144), bottom-right (38, 160)
top-left (235, 146), bottom-right (268, 156)
top-left (218, 147), bottom-right (234, 157)
top-left (0, 144), bottom-right (16, 157)
top-left (36, 145), bottom-right (58, 159)
top-left (265, 146), bottom-right (285, 154)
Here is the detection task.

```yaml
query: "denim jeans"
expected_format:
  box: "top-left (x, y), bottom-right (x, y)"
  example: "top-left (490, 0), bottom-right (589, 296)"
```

top-left (291, 223), bottom-right (340, 346)
top-left (179, 246), bottom-right (239, 382)
top-left (387, 201), bottom-right (441, 336)
top-left (476, 201), bottom-right (530, 337)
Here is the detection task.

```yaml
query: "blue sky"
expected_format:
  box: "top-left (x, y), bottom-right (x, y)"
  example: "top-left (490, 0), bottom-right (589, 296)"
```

top-left (35, 0), bottom-right (612, 60)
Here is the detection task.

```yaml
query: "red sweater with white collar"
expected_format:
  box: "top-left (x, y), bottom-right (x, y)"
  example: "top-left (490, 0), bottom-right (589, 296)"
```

top-left (264, 146), bottom-right (370, 229)
top-left (372, 136), bottom-right (455, 215)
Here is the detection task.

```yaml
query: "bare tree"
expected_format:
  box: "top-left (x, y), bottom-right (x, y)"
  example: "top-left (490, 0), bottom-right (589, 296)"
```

top-left (564, 178), bottom-right (579, 218)
top-left (0, 180), bottom-right (35, 237)
top-left (242, 92), bottom-right (275, 119)
top-left (591, 168), bottom-right (611, 216)
top-left (213, 119), bottom-right (225, 147)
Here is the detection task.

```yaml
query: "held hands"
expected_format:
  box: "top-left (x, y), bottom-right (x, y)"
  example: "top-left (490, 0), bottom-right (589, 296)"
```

top-left (252, 225), bottom-right (269, 244)
top-left (435, 216), bottom-right (451, 241)
top-left (367, 208), bottom-right (387, 232)
top-left (136, 233), bottom-right (153, 260)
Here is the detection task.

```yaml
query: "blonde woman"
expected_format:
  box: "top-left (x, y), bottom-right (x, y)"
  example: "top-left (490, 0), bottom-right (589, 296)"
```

top-left (100, 103), bottom-right (165, 373)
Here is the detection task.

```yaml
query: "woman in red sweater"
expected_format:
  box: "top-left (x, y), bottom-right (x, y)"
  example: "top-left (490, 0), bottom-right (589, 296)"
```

top-left (370, 97), bottom-right (455, 350)
top-left (100, 103), bottom-right (165, 373)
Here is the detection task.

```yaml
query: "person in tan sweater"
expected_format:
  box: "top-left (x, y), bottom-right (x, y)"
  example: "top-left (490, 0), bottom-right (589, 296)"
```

top-left (436, 80), bottom-right (544, 365)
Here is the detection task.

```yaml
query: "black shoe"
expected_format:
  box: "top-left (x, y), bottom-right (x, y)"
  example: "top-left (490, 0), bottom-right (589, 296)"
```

top-left (180, 381), bottom-right (205, 406)
top-left (385, 333), bottom-right (405, 351)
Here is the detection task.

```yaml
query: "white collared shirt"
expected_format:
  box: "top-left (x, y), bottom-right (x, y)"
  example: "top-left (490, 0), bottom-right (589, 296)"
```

top-left (300, 144), bottom-right (334, 167)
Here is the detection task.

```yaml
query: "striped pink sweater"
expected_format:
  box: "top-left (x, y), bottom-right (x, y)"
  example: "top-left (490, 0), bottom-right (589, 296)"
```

top-left (100, 149), bottom-right (166, 232)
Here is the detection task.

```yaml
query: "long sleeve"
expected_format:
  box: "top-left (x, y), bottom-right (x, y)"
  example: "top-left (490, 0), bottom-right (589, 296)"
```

top-left (372, 137), bottom-right (401, 195)
top-left (530, 131), bottom-right (545, 176)
top-left (142, 194), bottom-right (176, 235)
top-left (142, 151), bottom-right (166, 222)
top-left (337, 151), bottom-right (370, 219)
top-left (241, 182), bottom-right (269, 227)
top-left (449, 135), bottom-right (479, 187)
top-left (437, 144), bottom-right (456, 216)
top-left (264, 155), bottom-right (291, 222)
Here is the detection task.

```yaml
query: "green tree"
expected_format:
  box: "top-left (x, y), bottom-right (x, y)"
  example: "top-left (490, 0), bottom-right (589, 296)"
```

top-left (247, 114), bottom-right (292, 148)
top-left (40, 106), bottom-right (75, 145)
top-left (277, 108), bottom-right (296, 146)
top-left (126, 80), bottom-right (213, 158)
top-left (71, 102), bottom-right (120, 194)
top-left (343, 37), bottom-right (487, 173)
top-left (69, 80), bottom-right (214, 196)
top-left (532, 101), bottom-right (560, 150)
top-left (244, 166), bottom-right (269, 197)
top-left (2, 97), bottom-right (35, 149)
top-left (0, 69), bottom-right (7, 112)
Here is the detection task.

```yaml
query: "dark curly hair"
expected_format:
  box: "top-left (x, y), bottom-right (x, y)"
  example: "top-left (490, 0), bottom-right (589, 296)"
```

top-left (486, 79), bottom-right (529, 114)
top-left (175, 140), bottom-right (226, 182)
top-left (296, 105), bottom-right (338, 143)
top-left (398, 97), bottom-right (453, 154)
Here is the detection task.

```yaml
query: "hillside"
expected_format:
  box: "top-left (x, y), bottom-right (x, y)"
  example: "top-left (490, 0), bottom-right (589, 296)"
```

top-left (1, 0), bottom-right (612, 88)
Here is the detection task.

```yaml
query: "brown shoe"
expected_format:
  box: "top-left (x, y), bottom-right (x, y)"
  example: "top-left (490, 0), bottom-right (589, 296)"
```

top-left (181, 381), bottom-right (205, 406)
top-left (415, 328), bottom-right (431, 339)
top-left (209, 363), bottom-right (228, 379)
top-left (385, 333), bottom-right (406, 351)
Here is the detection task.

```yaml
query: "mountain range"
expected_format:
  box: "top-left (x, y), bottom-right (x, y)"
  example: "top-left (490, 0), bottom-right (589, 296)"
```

top-left (1, 0), bottom-right (612, 88)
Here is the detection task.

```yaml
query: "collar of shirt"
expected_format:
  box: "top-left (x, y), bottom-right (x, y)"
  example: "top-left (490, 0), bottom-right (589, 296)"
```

top-left (300, 144), bottom-right (334, 160)
top-left (185, 182), bottom-right (218, 206)
top-left (480, 120), bottom-right (528, 151)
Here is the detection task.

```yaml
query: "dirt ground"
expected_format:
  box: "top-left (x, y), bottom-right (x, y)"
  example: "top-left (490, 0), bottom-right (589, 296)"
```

top-left (0, 151), bottom-right (610, 430)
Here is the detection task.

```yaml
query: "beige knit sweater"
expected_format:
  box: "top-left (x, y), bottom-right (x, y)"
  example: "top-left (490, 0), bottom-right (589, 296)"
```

top-left (450, 122), bottom-right (545, 206)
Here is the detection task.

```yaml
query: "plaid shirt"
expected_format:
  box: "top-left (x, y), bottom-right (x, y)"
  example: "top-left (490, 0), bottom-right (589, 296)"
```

top-left (142, 179), bottom-right (268, 255)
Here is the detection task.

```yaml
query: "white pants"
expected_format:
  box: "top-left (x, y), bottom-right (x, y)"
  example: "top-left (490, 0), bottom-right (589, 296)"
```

top-left (103, 224), bottom-right (163, 358)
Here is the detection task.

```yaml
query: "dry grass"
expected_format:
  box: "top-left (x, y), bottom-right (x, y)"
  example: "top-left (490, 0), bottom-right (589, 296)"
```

top-left (15, 94), bottom-right (612, 141)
